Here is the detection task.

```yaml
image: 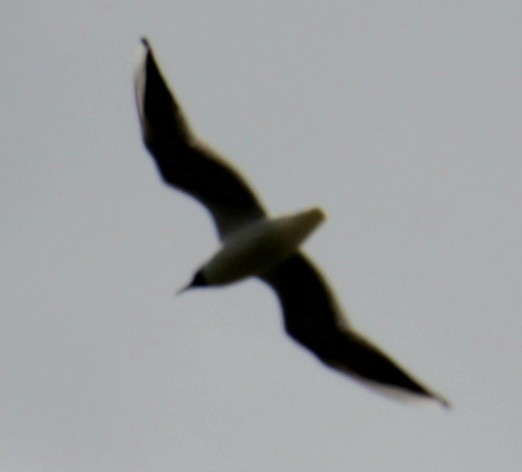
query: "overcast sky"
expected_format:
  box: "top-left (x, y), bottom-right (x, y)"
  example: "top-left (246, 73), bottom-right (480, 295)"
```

top-left (2, 2), bottom-right (522, 471)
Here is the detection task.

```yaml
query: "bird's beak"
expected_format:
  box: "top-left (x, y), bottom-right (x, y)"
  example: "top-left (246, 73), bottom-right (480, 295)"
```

top-left (175, 271), bottom-right (206, 296)
top-left (175, 281), bottom-right (192, 296)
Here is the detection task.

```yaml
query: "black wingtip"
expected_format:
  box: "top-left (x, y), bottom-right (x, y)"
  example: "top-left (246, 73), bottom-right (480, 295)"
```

top-left (140, 37), bottom-right (151, 50)
top-left (435, 393), bottom-right (451, 410)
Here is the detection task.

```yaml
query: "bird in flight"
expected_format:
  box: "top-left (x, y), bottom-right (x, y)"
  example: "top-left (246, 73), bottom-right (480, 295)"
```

top-left (134, 38), bottom-right (449, 408)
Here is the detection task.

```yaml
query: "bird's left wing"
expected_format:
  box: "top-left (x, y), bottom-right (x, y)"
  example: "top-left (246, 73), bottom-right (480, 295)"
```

top-left (135, 38), bottom-right (266, 239)
top-left (261, 253), bottom-right (449, 407)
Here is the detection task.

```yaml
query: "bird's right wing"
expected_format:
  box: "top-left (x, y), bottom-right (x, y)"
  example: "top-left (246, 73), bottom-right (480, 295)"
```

top-left (135, 38), bottom-right (266, 239)
top-left (261, 253), bottom-right (449, 407)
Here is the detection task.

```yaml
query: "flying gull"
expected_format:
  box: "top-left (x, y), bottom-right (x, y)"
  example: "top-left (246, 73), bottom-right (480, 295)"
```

top-left (134, 38), bottom-right (449, 408)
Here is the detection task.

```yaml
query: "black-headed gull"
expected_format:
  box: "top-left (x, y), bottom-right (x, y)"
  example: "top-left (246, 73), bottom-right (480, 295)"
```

top-left (134, 38), bottom-right (449, 408)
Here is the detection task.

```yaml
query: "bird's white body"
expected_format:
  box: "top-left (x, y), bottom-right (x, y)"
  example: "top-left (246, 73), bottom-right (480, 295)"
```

top-left (202, 207), bottom-right (325, 285)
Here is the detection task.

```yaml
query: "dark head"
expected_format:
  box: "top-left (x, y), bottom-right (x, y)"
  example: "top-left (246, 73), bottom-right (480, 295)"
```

top-left (190, 270), bottom-right (208, 288)
top-left (177, 270), bottom-right (208, 294)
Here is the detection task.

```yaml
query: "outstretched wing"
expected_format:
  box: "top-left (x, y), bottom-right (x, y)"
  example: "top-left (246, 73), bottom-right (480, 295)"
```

top-left (135, 38), bottom-right (266, 239)
top-left (261, 253), bottom-right (449, 407)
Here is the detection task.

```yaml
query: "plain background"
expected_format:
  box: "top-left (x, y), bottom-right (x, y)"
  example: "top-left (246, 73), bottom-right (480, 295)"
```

top-left (2, 2), bottom-right (521, 470)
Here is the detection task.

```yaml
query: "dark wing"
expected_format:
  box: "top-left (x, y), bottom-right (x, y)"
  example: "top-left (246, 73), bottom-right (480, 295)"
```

top-left (135, 38), bottom-right (266, 239)
top-left (261, 253), bottom-right (449, 407)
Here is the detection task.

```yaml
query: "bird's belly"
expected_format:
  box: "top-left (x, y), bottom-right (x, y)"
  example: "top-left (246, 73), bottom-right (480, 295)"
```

top-left (202, 208), bottom-right (324, 285)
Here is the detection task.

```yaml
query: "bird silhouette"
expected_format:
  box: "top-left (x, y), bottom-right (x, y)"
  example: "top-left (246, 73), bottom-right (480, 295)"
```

top-left (134, 38), bottom-right (449, 408)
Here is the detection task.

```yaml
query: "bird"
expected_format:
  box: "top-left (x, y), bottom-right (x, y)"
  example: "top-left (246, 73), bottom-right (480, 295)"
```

top-left (134, 38), bottom-right (449, 408)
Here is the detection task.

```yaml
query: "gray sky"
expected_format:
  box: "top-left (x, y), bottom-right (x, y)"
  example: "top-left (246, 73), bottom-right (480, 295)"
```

top-left (2, 2), bottom-right (521, 471)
